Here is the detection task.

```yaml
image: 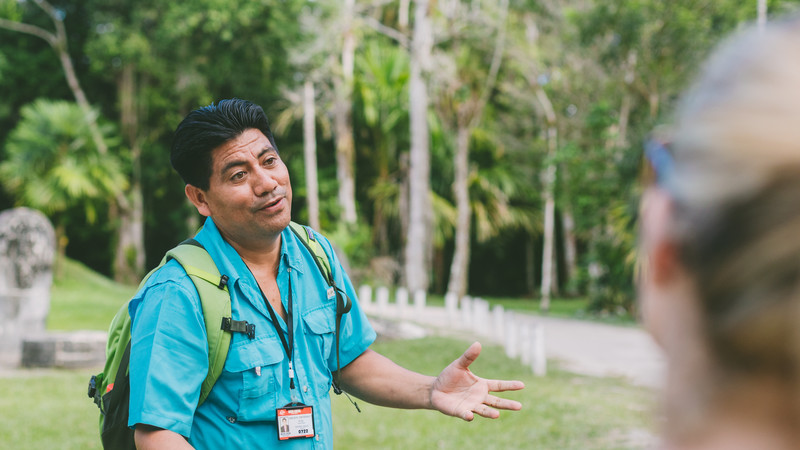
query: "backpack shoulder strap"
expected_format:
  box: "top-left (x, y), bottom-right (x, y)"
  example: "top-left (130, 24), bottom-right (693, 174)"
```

top-left (287, 222), bottom-right (353, 397)
top-left (165, 239), bottom-right (231, 406)
top-left (288, 221), bottom-right (334, 285)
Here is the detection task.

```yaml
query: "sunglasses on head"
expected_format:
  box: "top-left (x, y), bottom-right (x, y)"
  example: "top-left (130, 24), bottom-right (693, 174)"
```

top-left (643, 138), bottom-right (675, 189)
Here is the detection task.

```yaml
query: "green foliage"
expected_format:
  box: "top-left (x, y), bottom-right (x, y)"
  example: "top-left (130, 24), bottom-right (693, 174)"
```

top-left (0, 50), bottom-right (6, 81)
top-left (468, 126), bottom-right (540, 242)
top-left (352, 38), bottom-right (411, 255)
top-left (4, 0), bottom-right (795, 302)
top-left (327, 220), bottom-right (374, 270)
top-left (0, 99), bottom-right (126, 223)
top-left (0, 0), bottom-right (22, 21)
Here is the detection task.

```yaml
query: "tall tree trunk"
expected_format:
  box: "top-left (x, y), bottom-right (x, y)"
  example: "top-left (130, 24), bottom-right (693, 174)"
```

top-left (540, 168), bottom-right (556, 311)
top-left (617, 92), bottom-right (632, 152)
top-left (648, 87), bottom-right (660, 119)
top-left (758, 0), bottom-right (767, 31)
top-left (399, 0), bottom-right (410, 30)
top-left (557, 159), bottom-right (577, 293)
top-left (333, 0), bottom-right (358, 225)
top-left (525, 233), bottom-right (536, 296)
top-left (303, 80), bottom-right (321, 231)
top-left (446, 125), bottom-right (472, 298)
top-left (115, 64), bottom-right (145, 283)
top-left (443, 0), bottom-right (508, 299)
top-left (616, 50), bottom-right (637, 152)
top-left (114, 192), bottom-right (143, 283)
top-left (534, 84), bottom-right (558, 312)
top-left (398, 152), bottom-right (410, 257)
top-left (404, 0), bottom-right (434, 293)
top-left (561, 205), bottom-right (578, 294)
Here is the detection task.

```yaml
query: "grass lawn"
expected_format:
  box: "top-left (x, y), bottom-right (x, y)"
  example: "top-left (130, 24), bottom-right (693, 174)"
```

top-left (48, 257), bottom-right (137, 331)
top-left (4, 258), bottom-right (656, 449)
top-left (0, 338), bottom-right (657, 450)
top-left (333, 337), bottom-right (657, 449)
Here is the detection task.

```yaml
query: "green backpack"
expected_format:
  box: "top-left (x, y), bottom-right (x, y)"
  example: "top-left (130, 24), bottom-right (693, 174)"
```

top-left (88, 222), bottom-right (351, 449)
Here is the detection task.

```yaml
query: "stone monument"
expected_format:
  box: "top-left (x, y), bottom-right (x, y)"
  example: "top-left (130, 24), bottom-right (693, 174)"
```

top-left (0, 207), bottom-right (56, 368)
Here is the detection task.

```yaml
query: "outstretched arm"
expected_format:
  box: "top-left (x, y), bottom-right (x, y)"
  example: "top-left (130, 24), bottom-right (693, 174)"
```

top-left (338, 341), bottom-right (524, 421)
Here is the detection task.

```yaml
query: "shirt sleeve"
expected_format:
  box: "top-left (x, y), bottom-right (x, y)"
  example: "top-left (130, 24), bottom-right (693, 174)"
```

top-left (317, 235), bottom-right (377, 370)
top-left (128, 261), bottom-right (209, 438)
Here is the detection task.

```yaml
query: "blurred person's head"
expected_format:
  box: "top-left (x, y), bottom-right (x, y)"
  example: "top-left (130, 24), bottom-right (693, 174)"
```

top-left (639, 15), bottom-right (800, 449)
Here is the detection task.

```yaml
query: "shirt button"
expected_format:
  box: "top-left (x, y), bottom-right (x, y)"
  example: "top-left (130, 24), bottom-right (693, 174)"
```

top-left (227, 416), bottom-right (237, 424)
top-left (303, 385), bottom-right (309, 393)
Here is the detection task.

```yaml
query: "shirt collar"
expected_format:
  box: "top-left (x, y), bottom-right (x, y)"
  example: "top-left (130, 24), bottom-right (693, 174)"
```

top-left (194, 217), bottom-right (305, 283)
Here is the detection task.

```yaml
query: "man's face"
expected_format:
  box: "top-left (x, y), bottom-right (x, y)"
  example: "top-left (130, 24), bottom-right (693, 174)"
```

top-left (187, 128), bottom-right (292, 247)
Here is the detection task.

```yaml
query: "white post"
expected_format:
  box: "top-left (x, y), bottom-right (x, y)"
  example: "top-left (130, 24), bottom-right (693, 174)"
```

top-left (413, 289), bottom-right (426, 312)
top-left (473, 298), bottom-right (490, 336)
top-left (491, 305), bottom-right (505, 343)
top-left (396, 287), bottom-right (409, 318)
top-left (757, 0), bottom-right (767, 32)
top-left (445, 291), bottom-right (458, 326)
top-left (519, 323), bottom-right (532, 366)
top-left (376, 286), bottom-right (390, 315)
top-left (504, 312), bottom-right (518, 358)
top-left (532, 324), bottom-right (547, 376)
top-left (460, 296), bottom-right (473, 329)
top-left (358, 285), bottom-right (373, 312)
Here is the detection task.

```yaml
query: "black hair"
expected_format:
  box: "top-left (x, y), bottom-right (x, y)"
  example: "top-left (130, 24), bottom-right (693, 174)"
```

top-left (170, 98), bottom-right (278, 190)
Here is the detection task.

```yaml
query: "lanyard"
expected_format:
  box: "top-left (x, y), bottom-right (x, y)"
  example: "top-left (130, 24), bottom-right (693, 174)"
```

top-left (247, 265), bottom-right (297, 391)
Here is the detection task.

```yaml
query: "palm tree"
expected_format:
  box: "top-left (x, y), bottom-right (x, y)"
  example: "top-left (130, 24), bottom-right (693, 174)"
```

top-left (354, 39), bottom-right (410, 255)
top-left (0, 99), bottom-right (127, 263)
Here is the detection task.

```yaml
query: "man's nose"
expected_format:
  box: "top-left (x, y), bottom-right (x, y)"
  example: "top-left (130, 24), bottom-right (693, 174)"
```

top-left (252, 166), bottom-right (279, 194)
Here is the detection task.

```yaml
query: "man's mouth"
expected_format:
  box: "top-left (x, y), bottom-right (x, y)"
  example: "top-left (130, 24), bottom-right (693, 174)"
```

top-left (255, 197), bottom-right (283, 211)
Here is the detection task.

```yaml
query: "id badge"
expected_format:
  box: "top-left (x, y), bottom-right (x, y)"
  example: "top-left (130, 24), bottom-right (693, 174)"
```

top-left (276, 403), bottom-right (315, 440)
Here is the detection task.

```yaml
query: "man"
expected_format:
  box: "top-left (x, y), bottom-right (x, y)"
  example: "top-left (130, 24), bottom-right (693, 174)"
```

top-left (280, 418), bottom-right (290, 435)
top-left (129, 98), bottom-right (524, 449)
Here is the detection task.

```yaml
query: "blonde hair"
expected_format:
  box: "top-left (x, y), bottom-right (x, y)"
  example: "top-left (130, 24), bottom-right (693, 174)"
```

top-left (662, 15), bottom-right (800, 436)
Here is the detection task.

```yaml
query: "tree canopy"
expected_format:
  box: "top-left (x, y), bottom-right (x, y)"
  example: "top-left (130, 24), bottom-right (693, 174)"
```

top-left (2, 0), bottom-right (798, 312)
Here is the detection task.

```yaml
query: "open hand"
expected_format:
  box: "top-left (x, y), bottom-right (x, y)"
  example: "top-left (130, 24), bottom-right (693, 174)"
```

top-left (430, 341), bottom-right (525, 421)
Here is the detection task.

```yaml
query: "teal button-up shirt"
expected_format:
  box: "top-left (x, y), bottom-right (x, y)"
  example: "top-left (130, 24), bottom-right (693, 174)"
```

top-left (128, 218), bottom-right (376, 449)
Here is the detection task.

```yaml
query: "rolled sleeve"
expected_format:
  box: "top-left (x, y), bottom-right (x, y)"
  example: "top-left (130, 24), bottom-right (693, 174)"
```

top-left (128, 262), bottom-right (209, 438)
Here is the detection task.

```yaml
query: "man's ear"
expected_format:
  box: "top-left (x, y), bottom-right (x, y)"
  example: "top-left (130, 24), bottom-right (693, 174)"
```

top-left (640, 188), bottom-right (681, 285)
top-left (185, 184), bottom-right (211, 217)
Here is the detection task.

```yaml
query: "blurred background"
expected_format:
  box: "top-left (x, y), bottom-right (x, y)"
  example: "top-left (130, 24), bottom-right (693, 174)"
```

top-left (1, 0), bottom-right (797, 316)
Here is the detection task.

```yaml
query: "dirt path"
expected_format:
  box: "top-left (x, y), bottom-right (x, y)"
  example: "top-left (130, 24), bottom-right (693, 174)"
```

top-left (369, 306), bottom-right (666, 389)
top-left (532, 316), bottom-right (665, 388)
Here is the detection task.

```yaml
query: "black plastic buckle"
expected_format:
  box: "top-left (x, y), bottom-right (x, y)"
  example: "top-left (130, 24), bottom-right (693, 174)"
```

top-left (221, 317), bottom-right (256, 339)
top-left (218, 274), bottom-right (229, 290)
top-left (245, 323), bottom-right (256, 339)
top-left (88, 375), bottom-right (97, 398)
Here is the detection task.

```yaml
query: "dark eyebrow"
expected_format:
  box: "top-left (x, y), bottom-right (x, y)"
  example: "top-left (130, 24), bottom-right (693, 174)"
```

top-left (219, 146), bottom-right (276, 176)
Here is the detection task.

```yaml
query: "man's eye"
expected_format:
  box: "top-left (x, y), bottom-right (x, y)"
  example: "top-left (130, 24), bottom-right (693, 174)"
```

top-left (231, 171), bottom-right (245, 181)
top-left (264, 156), bottom-right (278, 166)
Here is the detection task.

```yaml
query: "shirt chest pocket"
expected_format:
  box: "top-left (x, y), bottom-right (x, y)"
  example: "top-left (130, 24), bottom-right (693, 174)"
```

top-left (223, 338), bottom-right (284, 422)
top-left (301, 305), bottom-right (336, 390)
